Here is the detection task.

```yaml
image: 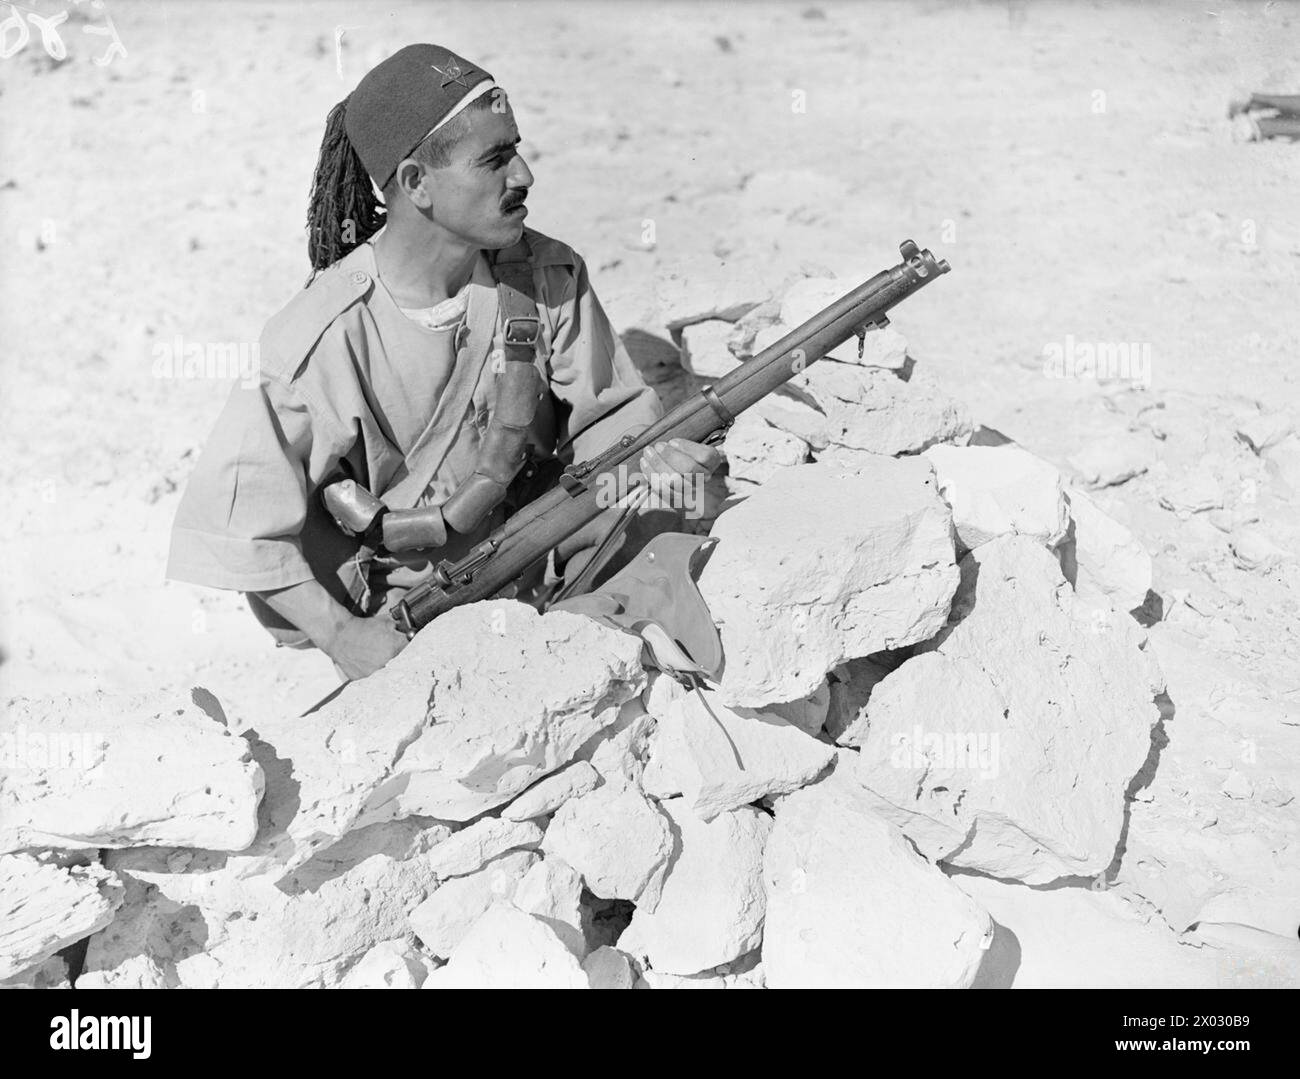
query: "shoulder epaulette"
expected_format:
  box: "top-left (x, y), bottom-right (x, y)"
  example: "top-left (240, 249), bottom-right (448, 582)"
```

top-left (259, 256), bottom-right (373, 381)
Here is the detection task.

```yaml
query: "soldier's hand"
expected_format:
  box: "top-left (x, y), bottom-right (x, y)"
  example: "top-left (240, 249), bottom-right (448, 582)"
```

top-left (638, 437), bottom-right (724, 481)
top-left (323, 614), bottom-right (409, 682)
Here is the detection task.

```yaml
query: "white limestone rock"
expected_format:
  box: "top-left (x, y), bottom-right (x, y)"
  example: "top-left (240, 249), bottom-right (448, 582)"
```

top-left (750, 393), bottom-right (832, 451)
top-left (791, 361), bottom-right (972, 457)
top-left (762, 759), bottom-right (993, 988)
top-left (824, 657), bottom-right (892, 744)
top-left (1, 690), bottom-right (263, 854)
top-left (698, 457), bottom-right (959, 706)
top-left (636, 951), bottom-right (766, 989)
top-left (422, 903), bottom-right (588, 989)
top-left (408, 850), bottom-right (538, 959)
top-left (231, 630), bottom-right (454, 880)
top-left (618, 799), bottom-right (772, 975)
top-left (853, 536), bottom-right (1164, 884)
top-left (678, 319), bottom-right (741, 379)
top-left (922, 443), bottom-right (1069, 552)
top-left (572, 696), bottom-right (657, 788)
top-left (502, 760), bottom-right (600, 821)
top-left (1060, 485), bottom-right (1154, 611)
top-left (652, 256), bottom-right (770, 332)
top-left (642, 687), bottom-right (835, 820)
top-left (582, 945), bottom-right (637, 989)
top-left (541, 782), bottom-right (672, 910)
top-left (425, 817), bottom-right (543, 879)
top-left (511, 857), bottom-right (586, 958)
top-left (338, 938), bottom-right (432, 989)
top-left (753, 682), bottom-right (830, 738)
top-left (1158, 470), bottom-right (1222, 516)
top-left (1066, 434), bottom-right (1151, 488)
top-left (0, 855), bottom-right (123, 981)
top-left (636, 968), bottom-right (726, 989)
top-left (360, 603), bottom-right (645, 825)
top-left (78, 816), bottom-right (449, 989)
top-left (1229, 527), bottom-right (1292, 572)
top-left (722, 412), bottom-right (810, 489)
top-left (1236, 410), bottom-right (1293, 455)
top-left (1, 954), bottom-right (70, 989)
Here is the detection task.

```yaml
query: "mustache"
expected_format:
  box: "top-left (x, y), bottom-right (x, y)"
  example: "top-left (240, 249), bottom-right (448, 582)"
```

top-left (501, 192), bottom-right (528, 211)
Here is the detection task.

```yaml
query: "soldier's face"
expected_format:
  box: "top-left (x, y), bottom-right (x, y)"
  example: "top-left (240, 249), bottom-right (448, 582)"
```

top-left (429, 103), bottom-right (534, 249)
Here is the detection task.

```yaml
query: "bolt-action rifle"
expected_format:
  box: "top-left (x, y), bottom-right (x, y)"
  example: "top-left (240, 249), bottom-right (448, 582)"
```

top-left (390, 240), bottom-right (951, 637)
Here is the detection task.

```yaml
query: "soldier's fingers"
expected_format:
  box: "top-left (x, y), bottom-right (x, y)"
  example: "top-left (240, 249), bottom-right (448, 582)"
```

top-left (667, 438), bottom-right (723, 475)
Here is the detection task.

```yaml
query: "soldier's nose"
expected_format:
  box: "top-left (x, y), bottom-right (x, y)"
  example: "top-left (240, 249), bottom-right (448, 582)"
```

top-left (509, 155), bottom-right (535, 189)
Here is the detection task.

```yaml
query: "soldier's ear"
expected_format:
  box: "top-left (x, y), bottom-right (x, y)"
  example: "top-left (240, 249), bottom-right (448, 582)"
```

top-left (394, 157), bottom-right (433, 209)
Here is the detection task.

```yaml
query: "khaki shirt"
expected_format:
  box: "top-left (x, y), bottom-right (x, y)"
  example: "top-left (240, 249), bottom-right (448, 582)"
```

top-left (166, 227), bottom-right (663, 613)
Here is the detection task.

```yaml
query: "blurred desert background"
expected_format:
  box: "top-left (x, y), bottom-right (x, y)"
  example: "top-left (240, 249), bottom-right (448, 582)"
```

top-left (2, 0), bottom-right (1298, 986)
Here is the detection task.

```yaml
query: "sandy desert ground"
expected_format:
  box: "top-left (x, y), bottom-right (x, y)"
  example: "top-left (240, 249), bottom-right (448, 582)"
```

top-left (2, 0), bottom-right (1298, 986)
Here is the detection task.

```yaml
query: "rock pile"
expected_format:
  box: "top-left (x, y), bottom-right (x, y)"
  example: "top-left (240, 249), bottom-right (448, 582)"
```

top-left (1, 274), bottom-right (1168, 989)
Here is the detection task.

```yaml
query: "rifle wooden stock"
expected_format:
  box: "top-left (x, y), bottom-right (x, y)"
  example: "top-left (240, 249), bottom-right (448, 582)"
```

top-left (391, 239), bottom-right (951, 636)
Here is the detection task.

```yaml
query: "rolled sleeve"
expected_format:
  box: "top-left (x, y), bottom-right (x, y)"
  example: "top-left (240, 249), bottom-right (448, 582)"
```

top-left (166, 375), bottom-right (320, 592)
top-left (547, 256), bottom-right (664, 465)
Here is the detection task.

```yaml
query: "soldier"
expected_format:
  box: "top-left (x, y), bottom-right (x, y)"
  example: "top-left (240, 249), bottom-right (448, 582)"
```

top-left (167, 44), bottom-right (721, 680)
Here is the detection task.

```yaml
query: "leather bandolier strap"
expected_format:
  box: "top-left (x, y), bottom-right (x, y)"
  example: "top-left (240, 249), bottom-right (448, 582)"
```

top-left (322, 237), bottom-right (549, 554)
top-left (438, 239), bottom-right (545, 534)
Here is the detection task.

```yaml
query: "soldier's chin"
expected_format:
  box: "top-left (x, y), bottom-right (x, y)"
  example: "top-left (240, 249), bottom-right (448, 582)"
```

top-left (486, 210), bottom-right (527, 248)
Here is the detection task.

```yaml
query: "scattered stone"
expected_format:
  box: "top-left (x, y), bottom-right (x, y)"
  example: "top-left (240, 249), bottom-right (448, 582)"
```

top-left (502, 760), bottom-right (600, 822)
top-left (642, 687), bottom-right (835, 820)
top-left (745, 681), bottom-right (829, 737)
top-left (749, 392), bottom-right (831, 450)
top-left (572, 695), bottom-right (657, 788)
top-left (511, 857), bottom-right (586, 958)
top-left (1, 690), bottom-right (264, 854)
top-left (408, 850), bottom-right (538, 958)
top-left (231, 630), bottom-right (454, 880)
top-left (1229, 527), bottom-right (1291, 572)
top-left (425, 817), bottom-right (543, 879)
top-left (853, 536), bottom-right (1164, 884)
top-left (678, 320), bottom-right (740, 379)
top-left (79, 816), bottom-right (448, 989)
top-left (1060, 485), bottom-right (1154, 612)
top-left (923, 443), bottom-right (1069, 552)
top-left (1159, 470), bottom-right (1222, 516)
top-left (1237, 410), bottom-right (1294, 455)
top-left (762, 757), bottom-right (993, 988)
top-left (789, 360), bottom-right (971, 457)
top-left (619, 799), bottom-right (771, 975)
top-left (0, 954), bottom-right (70, 989)
top-left (652, 256), bottom-right (770, 332)
top-left (1066, 434), bottom-right (1151, 488)
top-left (541, 782), bottom-right (673, 909)
top-left (698, 457), bottom-right (959, 706)
top-left (0, 855), bottom-right (123, 981)
top-left (824, 657), bottom-right (892, 743)
top-left (339, 938), bottom-right (432, 989)
top-left (422, 904), bottom-right (588, 989)
top-left (357, 603), bottom-right (645, 826)
top-left (582, 945), bottom-right (636, 989)
top-left (722, 412), bottom-right (810, 488)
